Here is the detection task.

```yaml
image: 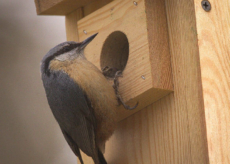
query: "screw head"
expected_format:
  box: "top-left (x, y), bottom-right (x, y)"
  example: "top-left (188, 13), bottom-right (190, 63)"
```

top-left (133, 1), bottom-right (138, 6)
top-left (141, 75), bottom-right (145, 80)
top-left (83, 30), bottom-right (87, 34)
top-left (201, 0), bottom-right (211, 12)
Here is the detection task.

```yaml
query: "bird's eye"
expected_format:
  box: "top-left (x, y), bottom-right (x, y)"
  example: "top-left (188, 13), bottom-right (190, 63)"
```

top-left (63, 43), bottom-right (78, 52)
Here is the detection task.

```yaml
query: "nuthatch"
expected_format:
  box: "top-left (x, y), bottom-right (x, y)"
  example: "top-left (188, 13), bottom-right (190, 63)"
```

top-left (41, 33), bottom-right (117, 164)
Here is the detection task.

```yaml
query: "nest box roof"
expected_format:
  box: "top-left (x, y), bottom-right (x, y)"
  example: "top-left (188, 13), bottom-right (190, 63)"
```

top-left (35, 0), bottom-right (111, 15)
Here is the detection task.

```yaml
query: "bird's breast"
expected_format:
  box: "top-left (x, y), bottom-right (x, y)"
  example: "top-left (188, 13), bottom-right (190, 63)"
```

top-left (49, 58), bottom-right (118, 143)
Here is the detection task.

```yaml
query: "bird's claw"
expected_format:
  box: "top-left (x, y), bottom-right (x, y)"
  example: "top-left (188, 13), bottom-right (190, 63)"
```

top-left (117, 94), bottom-right (139, 110)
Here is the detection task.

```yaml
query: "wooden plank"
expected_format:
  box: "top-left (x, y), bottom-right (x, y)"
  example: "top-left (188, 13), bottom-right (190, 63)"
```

top-left (77, 0), bottom-right (173, 121)
top-left (194, 0), bottom-right (230, 163)
top-left (65, 8), bottom-right (83, 41)
top-left (145, 0), bottom-right (173, 90)
top-left (105, 94), bottom-right (193, 164)
top-left (83, 0), bottom-right (113, 16)
top-left (164, 0), bottom-right (210, 162)
top-left (35, 0), bottom-right (113, 16)
top-left (35, 0), bottom-right (96, 15)
top-left (75, 0), bottom-right (209, 163)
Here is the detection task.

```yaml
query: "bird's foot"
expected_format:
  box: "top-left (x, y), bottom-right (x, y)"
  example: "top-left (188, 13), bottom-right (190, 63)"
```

top-left (102, 66), bottom-right (119, 79)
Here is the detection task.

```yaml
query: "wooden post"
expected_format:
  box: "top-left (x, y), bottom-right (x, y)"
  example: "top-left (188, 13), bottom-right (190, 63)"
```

top-left (194, 0), bottom-right (230, 163)
top-left (34, 0), bottom-right (230, 163)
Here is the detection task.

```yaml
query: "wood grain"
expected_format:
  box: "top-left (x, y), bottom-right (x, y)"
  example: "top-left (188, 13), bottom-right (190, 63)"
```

top-left (78, 0), bottom-right (153, 102)
top-left (145, 0), bottom-right (173, 89)
top-left (37, 0), bottom-right (230, 163)
top-left (65, 8), bottom-right (83, 41)
top-left (83, 0), bottom-right (113, 16)
top-left (194, 0), bottom-right (230, 163)
top-left (76, 0), bottom-right (209, 163)
top-left (164, 0), bottom-right (209, 162)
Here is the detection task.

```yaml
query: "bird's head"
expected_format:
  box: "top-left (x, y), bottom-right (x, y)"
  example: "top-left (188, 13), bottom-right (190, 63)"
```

top-left (41, 33), bottom-right (98, 75)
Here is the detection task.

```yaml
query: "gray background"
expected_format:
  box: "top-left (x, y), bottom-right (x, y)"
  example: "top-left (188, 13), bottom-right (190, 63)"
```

top-left (0, 0), bottom-right (77, 163)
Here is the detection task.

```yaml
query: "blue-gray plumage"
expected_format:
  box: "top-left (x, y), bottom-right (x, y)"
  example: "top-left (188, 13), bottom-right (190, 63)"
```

top-left (41, 33), bottom-right (118, 164)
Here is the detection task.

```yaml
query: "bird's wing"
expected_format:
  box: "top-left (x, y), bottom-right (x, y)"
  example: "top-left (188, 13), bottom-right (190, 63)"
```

top-left (61, 129), bottom-right (84, 164)
top-left (42, 71), bottom-right (98, 162)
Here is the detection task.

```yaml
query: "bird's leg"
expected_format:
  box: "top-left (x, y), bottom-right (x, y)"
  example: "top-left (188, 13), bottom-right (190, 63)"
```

top-left (113, 71), bottom-right (138, 110)
top-left (113, 71), bottom-right (122, 96)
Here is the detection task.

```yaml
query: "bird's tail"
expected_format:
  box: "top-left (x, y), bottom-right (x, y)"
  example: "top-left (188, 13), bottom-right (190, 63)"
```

top-left (98, 149), bottom-right (107, 164)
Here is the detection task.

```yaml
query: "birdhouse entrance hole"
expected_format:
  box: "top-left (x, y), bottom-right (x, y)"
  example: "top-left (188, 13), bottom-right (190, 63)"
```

top-left (100, 31), bottom-right (129, 78)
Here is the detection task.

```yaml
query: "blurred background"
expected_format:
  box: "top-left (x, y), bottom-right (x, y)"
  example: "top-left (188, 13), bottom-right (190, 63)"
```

top-left (0, 0), bottom-right (77, 163)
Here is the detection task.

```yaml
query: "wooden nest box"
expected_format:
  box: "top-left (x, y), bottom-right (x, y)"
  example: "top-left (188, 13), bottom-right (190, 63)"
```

top-left (35, 0), bottom-right (173, 121)
top-left (35, 0), bottom-right (230, 163)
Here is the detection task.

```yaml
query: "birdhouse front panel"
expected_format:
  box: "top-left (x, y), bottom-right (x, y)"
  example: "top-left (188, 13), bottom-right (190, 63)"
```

top-left (77, 0), bottom-right (173, 120)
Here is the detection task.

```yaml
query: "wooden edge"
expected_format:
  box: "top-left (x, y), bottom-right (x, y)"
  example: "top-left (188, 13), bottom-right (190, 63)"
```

top-left (65, 8), bottom-right (83, 41)
top-left (117, 88), bottom-right (172, 121)
top-left (35, 0), bottom-right (113, 15)
top-left (145, 0), bottom-right (173, 90)
top-left (35, 0), bottom-right (91, 15)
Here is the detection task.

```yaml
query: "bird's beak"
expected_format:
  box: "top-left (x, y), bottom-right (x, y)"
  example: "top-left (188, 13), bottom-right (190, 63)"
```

top-left (79, 33), bottom-right (98, 50)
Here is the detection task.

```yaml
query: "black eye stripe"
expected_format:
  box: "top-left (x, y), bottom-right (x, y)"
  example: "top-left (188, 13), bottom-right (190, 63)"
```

top-left (54, 43), bottom-right (79, 57)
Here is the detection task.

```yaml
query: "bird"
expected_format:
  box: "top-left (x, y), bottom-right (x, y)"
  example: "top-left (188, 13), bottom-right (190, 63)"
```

top-left (40, 33), bottom-right (118, 164)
